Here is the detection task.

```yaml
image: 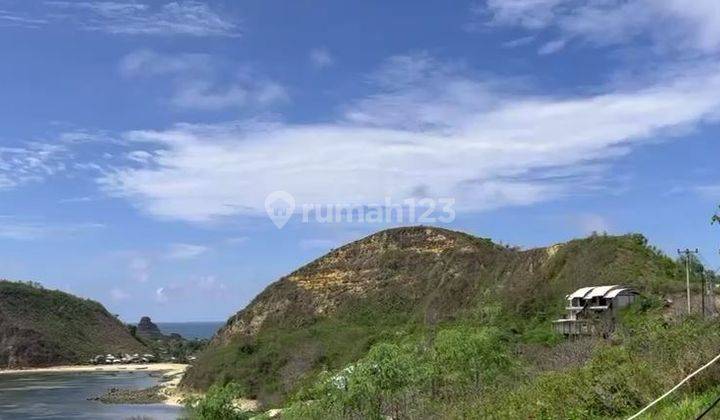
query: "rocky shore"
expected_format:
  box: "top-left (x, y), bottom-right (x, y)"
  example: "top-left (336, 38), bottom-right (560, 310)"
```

top-left (89, 386), bottom-right (166, 404)
top-left (88, 364), bottom-right (189, 406)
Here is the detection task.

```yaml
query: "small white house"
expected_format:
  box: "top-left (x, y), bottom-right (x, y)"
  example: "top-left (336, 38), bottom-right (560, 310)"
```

top-left (553, 285), bottom-right (638, 336)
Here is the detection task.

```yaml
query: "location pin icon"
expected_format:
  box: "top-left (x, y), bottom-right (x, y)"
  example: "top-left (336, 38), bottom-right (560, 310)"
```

top-left (265, 191), bottom-right (295, 229)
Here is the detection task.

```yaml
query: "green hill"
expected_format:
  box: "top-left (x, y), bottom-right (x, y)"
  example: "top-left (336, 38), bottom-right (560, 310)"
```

top-left (0, 280), bottom-right (147, 367)
top-left (182, 226), bottom-right (691, 409)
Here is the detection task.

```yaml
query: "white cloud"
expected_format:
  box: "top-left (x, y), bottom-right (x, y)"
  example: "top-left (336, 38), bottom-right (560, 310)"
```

top-left (129, 256), bottom-right (151, 282)
top-left (196, 276), bottom-right (227, 293)
top-left (44, 1), bottom-right (239, 37)
top-left (0, 9), bottom-right (47, 28)
top-left (502, 35), bottom-right (535, 48)
top-left (155, 286), bottom-right (168, 303)
top-left (127, 150), bottom-right (155, 164)
top-left (58, 196), bottom-right (95, 204)
top-left (97, 54), bottom-right (720, 222)
top-left (0, 217), bottom-right (104, 240)
top-left (110, 287), bottom-right (130, 301)
top-left (694, 185), bottom-right (720, 200)
top-left (165, 243), bottom-right (209, 260)
top-left (538, 39), bottom-right (566, 55)
top-left (309, 48), bottom-right (334, 69)
top-left (574, 213), bottom-right (612, 235)
top-left (58, 129), bottom-right (120, 145)
top-left (172, 81), bottom-right (248, 110)
top-left (254, 82), bottom-right (289, 106)
top-left (0, 143), bottom-right (67, 190)
top-left (119, 50), bottom-right (289, 111)
top-left (156, 276), bottom-right (228, 304)
top-left (119, 49), bottom-right (211, 78)
top-left (481, 0), bottom-right (720, 54)
top-left (0, 221), bottom-right (49, 240)
top-left (481, 0), bottom-right (564, 29)
top-left (171, 78), bottom-right (288, 111)
top-left (99, 55), bottom-right (720, 221)
top-left (225, 236), bottom-right (249, 245)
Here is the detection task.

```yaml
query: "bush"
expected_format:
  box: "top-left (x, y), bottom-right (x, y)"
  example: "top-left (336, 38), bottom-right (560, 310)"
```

top-left (286, 326), bottom-right (514, 419)
top-left (432, 327), bottom-right (512, 392)
top-left (286, 309), bottom-right (720, 419)
top-left (185, 383), bottom-right (250, 420)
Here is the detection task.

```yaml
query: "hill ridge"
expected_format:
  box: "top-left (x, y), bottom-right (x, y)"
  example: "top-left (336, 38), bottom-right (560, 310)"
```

top-left (0, 280), bottom-right (147, 367)
top-left (183, 226), bottom-right (678, 404)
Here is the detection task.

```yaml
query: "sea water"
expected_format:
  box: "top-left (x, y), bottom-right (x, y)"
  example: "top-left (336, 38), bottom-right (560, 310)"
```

top-left (155, 321), bottom-right (224, 340)
top-left (0, 371), bottom-right (184, 419)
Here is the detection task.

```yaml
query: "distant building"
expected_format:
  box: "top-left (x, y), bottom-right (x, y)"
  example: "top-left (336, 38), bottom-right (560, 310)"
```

top-left (553, 285), bottom-right (638, 336)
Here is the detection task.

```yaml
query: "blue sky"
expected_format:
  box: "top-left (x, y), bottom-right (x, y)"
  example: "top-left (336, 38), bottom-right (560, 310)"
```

top-left (0, 0), bottom-right (719, 322)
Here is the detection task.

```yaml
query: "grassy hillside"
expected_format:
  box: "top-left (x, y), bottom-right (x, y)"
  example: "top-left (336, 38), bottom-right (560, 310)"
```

top-left (0, 280), bottom-right (147, 367)
top-left (183, 226), bottom-right (692, 409)
top-left (283, 302), bottom-right (720, 419)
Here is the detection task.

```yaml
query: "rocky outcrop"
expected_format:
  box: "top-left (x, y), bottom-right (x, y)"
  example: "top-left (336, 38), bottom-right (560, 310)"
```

top-left (209, 227), bottom-right (507, 346)
top-left (136, 317), bottom-right (164, 341)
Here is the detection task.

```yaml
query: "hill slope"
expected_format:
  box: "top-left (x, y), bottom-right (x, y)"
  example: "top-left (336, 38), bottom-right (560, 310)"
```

top-left (182, 226), bottom-right (680, 403)
top-left (0, 281), bottom-right (147, 367)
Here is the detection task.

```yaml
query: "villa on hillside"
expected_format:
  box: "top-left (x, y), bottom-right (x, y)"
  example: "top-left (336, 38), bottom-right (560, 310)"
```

top-left (553, 285), bottom-right (639, 337)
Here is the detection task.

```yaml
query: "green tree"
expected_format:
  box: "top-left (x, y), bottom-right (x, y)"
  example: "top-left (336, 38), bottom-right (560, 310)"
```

top-left (432, 327), bottom-right (511, 391)
top-left (342, 343), bottom-right (425, 419)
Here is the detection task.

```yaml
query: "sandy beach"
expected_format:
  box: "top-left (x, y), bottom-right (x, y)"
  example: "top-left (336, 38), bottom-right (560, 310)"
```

top-left (0, 363), bottom-right (188, 375)
top-left (0, 363), bottom-right (190, 406)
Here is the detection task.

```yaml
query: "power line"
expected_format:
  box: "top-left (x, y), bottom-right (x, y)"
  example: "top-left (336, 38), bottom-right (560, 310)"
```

top-left (696, 393), bottom-right (720, 419)
top-left (627, 352), bottom-right (720, 420)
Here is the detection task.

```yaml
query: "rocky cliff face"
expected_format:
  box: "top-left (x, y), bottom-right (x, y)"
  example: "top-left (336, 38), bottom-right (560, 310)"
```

top-left (182, 226), bottom-right (675, 403)
top-left (0, 281), bottom-right (147, 368)
top-left (210, 227), bottom-right (509, 347)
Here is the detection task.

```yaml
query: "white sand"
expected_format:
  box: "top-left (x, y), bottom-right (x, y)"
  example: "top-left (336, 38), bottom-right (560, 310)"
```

top-left (0, 363), bottom-right (188, 375)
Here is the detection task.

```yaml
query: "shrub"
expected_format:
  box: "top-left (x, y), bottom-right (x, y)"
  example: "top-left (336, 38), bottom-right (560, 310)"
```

top-left (432, 327), bottom-right (512, 392)
top-left (286, 326), bottom-right (515, 419)
top-left (185, 383), bottom-right (250, 420)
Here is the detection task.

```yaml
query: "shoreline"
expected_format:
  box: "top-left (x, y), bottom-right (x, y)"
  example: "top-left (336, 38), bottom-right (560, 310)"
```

top-left (0, 362), bottom-right (188, 375)
top-left (0, 363), bottom-right (190, 407)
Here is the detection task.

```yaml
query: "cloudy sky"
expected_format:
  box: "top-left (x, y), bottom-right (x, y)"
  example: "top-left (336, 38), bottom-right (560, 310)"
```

top-left (1, 0), bottom-right (719, 321)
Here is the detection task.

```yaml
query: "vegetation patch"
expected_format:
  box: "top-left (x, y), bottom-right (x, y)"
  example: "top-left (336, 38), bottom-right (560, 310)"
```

top-left (184, 227), bottom-right (719, 417)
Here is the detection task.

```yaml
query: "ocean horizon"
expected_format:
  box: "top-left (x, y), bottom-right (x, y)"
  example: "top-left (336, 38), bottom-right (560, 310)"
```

top-left (155, 321), bottom-right (225, 340)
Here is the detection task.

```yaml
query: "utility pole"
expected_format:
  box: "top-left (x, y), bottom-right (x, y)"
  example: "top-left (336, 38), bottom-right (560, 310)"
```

top-left (678, 248), bottom-right (699, 315)
top-left (702, 271), bottom-right (706, 318)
